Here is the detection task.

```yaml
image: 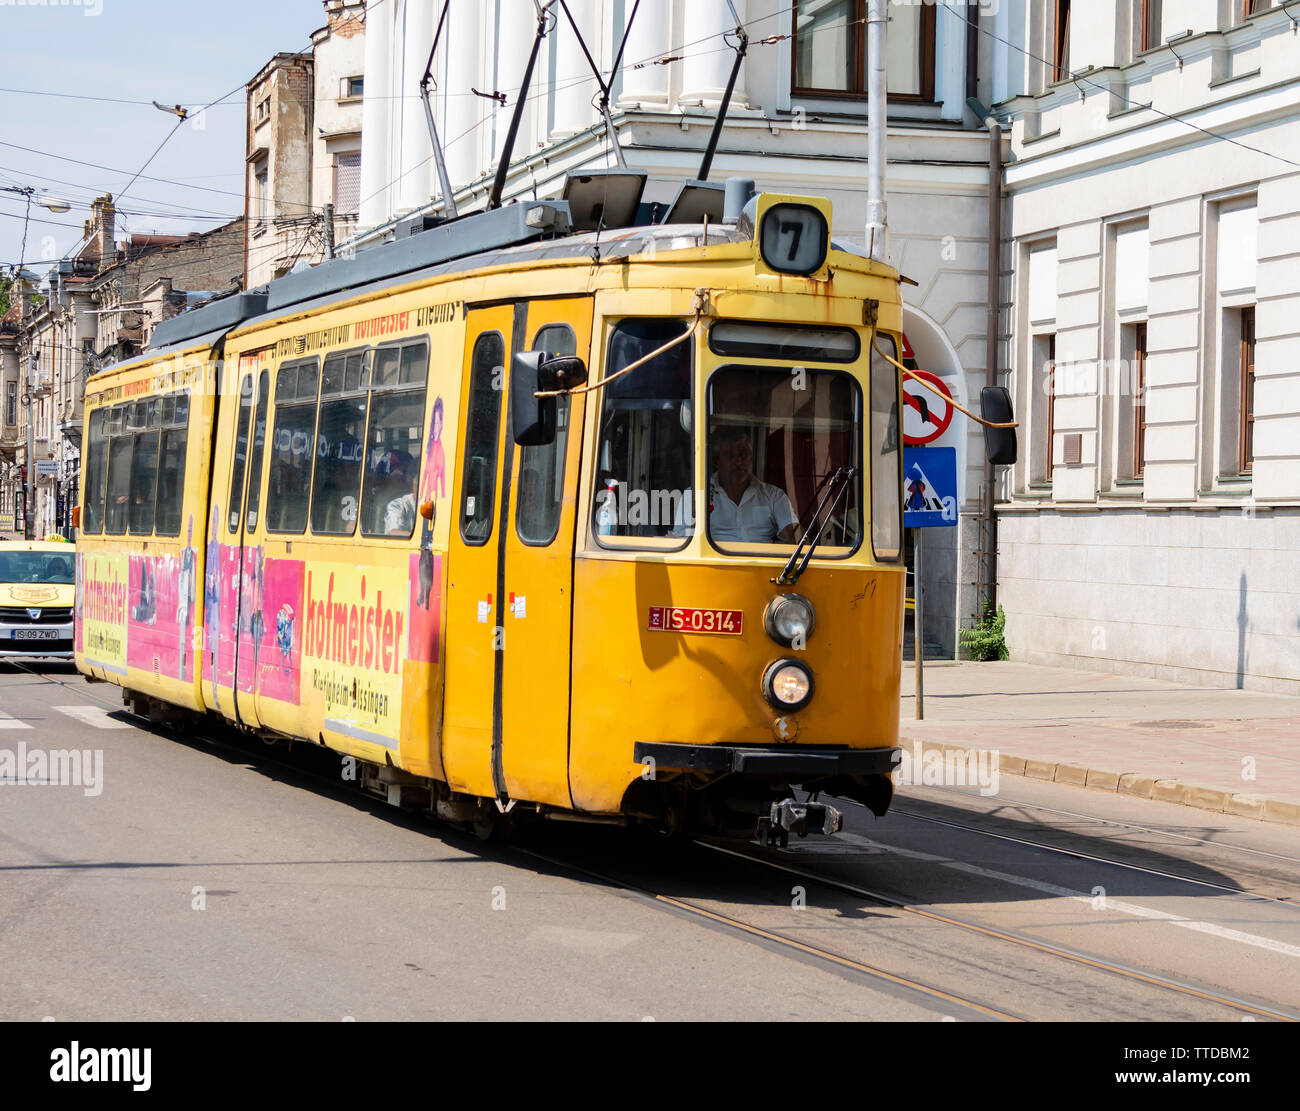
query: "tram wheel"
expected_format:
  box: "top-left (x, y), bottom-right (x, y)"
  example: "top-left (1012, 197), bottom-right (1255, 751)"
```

top-left (473, 813), bottom-right (515, 842)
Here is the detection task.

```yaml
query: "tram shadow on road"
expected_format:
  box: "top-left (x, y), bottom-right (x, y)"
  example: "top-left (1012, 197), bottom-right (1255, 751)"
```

top-left (150, 709), bottom-right (1274, 918)
top-left (33, 684), bottom-right (1277, 925)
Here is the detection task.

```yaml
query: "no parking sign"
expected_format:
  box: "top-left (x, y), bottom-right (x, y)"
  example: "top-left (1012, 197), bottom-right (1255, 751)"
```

top-left (902, 369), bottom-right (954, 446)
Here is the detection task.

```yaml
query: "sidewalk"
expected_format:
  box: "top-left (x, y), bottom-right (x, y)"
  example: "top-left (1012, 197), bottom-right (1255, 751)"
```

top-left (898, 661), bottom-right (1300, 827)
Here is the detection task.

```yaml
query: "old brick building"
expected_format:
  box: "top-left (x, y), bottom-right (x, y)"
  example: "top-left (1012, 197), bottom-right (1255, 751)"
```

top-left (0, 195), bottom-right (244, 539)
top-left (244, 0), bottom-right (365, 288)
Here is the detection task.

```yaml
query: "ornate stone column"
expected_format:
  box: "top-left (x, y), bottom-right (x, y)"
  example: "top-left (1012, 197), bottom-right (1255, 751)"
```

top-left (617, 0), bottom-right (671, 109)
top-left (359, 0), bottom-right (393, 228)
top-left (680, 0), bottom-right (748, 108)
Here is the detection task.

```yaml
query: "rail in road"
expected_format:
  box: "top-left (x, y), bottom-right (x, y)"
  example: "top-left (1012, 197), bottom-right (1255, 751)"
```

top-left (3, 658), bottom-right (1298, 1023)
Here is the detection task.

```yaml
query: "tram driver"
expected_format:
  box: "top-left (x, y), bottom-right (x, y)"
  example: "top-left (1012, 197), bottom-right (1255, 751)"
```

top-left (709, 427), bottom-right (798, 544)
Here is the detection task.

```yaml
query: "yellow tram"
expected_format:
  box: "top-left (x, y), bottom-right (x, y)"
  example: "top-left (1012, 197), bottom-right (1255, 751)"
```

top-left (75, 180), bottom-right (1009, 844)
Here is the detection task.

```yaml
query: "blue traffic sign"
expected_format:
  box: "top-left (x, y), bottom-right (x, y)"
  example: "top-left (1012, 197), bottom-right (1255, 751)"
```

top-left (902, 446), bottom-right (958, 528)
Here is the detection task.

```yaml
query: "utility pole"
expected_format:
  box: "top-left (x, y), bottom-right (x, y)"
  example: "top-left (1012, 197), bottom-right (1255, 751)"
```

top-left (865, 0), bottom-right (889, 262)
top-left (323, 203), bottom-right (336, 260)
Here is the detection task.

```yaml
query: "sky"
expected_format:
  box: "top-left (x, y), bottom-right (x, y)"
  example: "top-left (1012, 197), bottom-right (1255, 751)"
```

top-left (0, 0), bottom-right (326, 279)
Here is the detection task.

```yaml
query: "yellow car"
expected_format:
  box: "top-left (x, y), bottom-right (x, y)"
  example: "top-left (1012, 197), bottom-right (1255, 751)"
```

top-left (0, 539), bottom-right (75, 659)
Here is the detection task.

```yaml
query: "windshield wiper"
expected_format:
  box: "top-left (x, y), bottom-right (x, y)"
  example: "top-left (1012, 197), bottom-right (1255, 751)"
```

top-left (774, 465), bottom-right (856, 586)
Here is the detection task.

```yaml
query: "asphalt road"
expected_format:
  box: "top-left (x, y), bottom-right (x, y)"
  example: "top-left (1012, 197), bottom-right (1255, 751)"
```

top-left (1, 661), bottom-right (1298, 1022)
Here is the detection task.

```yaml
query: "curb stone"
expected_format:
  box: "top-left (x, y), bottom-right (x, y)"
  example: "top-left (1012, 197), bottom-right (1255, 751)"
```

top-left (897, 737), bottom-right (1300, 829)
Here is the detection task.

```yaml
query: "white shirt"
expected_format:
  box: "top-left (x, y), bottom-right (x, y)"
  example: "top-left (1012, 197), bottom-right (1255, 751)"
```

top-left (384, 492), bottom-right (416, 535)
top-left (709, 472), bottom-right (796, 543)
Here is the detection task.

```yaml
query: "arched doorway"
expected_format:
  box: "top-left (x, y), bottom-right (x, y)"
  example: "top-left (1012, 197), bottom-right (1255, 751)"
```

top-left (899, 306), bottom-right (978, 661)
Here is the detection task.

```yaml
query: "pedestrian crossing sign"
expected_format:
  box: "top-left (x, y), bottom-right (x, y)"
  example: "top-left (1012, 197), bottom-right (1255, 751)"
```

top-left (903, 446), bottom-right (958, 528)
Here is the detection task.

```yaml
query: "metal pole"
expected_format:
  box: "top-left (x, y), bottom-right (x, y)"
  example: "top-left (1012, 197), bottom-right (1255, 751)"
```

top-left (983, 115), bottom-right (1002, 612)
top-left (865, 0), bottom-right (888, 262)
top-left (420, 0), bottom-right (459, 220)
top-left (25, 349), bottom-right (37, 540)
top-left (323, 203), bottom-right (336, 260)
top-left (487, 3), bottom-right (553, 211)
top-left (915, 527), bottom-right (924, 720)
top-left (696, 25), bottom-right (748, 182)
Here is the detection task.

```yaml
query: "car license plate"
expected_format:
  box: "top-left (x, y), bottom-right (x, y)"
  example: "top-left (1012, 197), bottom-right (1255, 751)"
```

top-left (12, 629), bottom-right (59, 640)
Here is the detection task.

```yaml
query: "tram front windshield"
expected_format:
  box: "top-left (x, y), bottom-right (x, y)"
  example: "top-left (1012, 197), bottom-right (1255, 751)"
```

top-left (593, 318), bottom-right (865, 558)
top-left (706, 366), bottom-right (861, 555)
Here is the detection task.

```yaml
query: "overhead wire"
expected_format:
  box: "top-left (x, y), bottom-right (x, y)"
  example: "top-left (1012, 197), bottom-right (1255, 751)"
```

top-left (354, 2), bottom-right (790, 218)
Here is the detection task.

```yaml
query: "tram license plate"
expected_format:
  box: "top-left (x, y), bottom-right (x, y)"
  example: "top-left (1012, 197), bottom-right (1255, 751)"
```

top-left (647, 607), bottom-right (743, 635)
top-left (12, 629), bottom-right (59, 640)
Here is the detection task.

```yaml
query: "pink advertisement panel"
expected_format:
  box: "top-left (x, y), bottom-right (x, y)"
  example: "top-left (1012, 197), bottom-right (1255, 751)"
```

top-left (126, 548), bottom-right (198, 682)
top-left (407, 551), bottom-right (442, 665)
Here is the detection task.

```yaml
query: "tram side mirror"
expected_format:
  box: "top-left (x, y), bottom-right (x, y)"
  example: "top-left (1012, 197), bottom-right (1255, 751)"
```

top-left (511, 352), bottom-right (587, 446)
top-left (980, 386), bottom-right (1017, 466)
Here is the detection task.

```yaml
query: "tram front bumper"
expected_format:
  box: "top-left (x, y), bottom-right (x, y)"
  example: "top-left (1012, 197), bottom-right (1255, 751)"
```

top-left (633, 741), bottom-right (900, 778)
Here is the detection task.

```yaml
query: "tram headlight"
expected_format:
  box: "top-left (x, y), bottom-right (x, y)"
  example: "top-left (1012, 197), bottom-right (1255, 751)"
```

top-left (764, 592), bottom-right (816, 648)
top-left (763, 658), bottom-right (814, 712)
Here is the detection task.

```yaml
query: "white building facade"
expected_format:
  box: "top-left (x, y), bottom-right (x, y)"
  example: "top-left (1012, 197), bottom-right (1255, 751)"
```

top-left (997, 0), bottom-right (1300, 693)
top-left (356, 0), bottom-right (1007, 658)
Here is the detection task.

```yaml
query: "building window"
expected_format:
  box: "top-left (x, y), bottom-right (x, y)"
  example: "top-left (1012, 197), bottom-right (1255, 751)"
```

top-left (4, 381), bottom-right (15, 427)
top-left (1239, 306), bottom-right (1255, 475)
top-left (333, 151), bottom-right (361, 215)
top-left (1053, 1), bottom-right (1071, 81)
top-left (1132, 322), bottom-right (1147, 478)
top-left (1139, 0), bottom-right (1162, 51)
top-left (1044, 334), bottom-right (1056, 482)
top-left (255, 97), bottom-right (270, 124)
top-left (1212, 199), bottom-right (1257, 485)
top-left (254, 163), bottom-right (269, 225)
top-left (343, 75), bottom-right (364, 99)
top-left (792, 0), bottom-right (936, 100)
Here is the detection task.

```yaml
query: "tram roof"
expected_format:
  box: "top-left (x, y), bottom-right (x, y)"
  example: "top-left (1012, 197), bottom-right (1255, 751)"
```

top-left (139, 202), bottom-right (890, 363)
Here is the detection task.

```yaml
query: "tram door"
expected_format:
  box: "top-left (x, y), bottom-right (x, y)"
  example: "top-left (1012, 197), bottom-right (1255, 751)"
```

top-left (233, 359), bottom-right (273, 729)
top-left (442, 306), bottom-right (515, 799)
top-left (498, 299), bottom-right (592, 807)
top-left (442, 299), bottom-right (593, 807)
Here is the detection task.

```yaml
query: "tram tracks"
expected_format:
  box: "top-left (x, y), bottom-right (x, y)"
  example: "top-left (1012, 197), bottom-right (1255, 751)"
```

top-left (885, 805), bottom-right (1300, 909)
top-left (8, 660), bottom-right (1298, 1022)
top-left (695, 838), bottom-right (1298, 1022)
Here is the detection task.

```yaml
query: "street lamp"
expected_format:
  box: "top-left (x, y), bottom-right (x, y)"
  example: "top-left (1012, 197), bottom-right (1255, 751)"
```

top-left (3, 185), bottom-right (72, 539)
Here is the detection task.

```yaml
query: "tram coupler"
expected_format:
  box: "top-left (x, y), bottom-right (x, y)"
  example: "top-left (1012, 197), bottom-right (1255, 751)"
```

top-left (757, 798), bottom-right (843, 846)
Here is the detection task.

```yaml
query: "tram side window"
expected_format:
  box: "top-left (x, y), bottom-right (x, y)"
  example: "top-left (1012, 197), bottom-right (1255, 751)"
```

top-left (460, 331), bottom-right (505, 545)
top-left (593, 319), bottom-right (693, 545)
top-left (104, 406), bottom-right (131, 535)
top-left (310, 350), bottom-right (369, 536)
top-left (266, 359), bottom-right (319, 533)
top-left (870, 336), bottom-right (902, 562)
top-left (360, 340), bottom-right (429, 538)
top-left (128, 399), bottom-right (161, 536)
top-left (154, 392), bottom-right (190, 537)
top-left (243, 370), bottom-right (272, 532)
top-left (81, 408), bottom-right (108, 535)
top-left (516, 324), bottom-right (576, 545)
top-left (227, 374), bottom-right (256, 533)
